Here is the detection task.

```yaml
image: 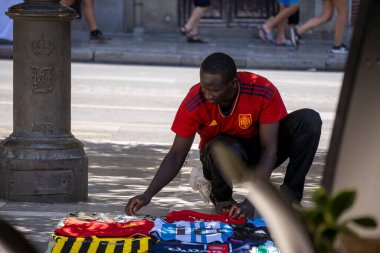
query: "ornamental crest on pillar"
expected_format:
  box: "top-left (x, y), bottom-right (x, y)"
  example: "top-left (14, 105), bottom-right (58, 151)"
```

top-left (32, 66), bottom-right (54, 93)
top-left (31, 34), bottom-right (54, 56)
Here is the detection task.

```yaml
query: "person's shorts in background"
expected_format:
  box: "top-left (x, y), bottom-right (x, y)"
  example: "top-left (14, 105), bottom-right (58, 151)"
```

top-left (71, 0), bottom-right (82, 19)
top-left (277, 0), bottom-right (299, 7)
top-left (193, 0), bottom-right (211, 7)
top-left (288, 9), bottom-right (299, 25)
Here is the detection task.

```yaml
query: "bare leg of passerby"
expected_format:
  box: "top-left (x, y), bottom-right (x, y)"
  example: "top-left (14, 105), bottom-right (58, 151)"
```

top-left (180, 6), bottom-right (209, 43)
top-left (296, 0), bottom-right (333, 35)
top-left (82, 0), bottom-right (97, 32)
top-left (332, 0), bottom-right (348, 47)
top-left (262, 3), bottom-right (298, 34)
top-left (82, 0), bottom-right (110, 41)
top-left (289, 0), bottom-right (332, 48)
top-left (60, 0), bottom-right (76, 6)
top-left (276, 19), bottom-right (288, 45)
top-left (183, 6), bottom-right (209, 36)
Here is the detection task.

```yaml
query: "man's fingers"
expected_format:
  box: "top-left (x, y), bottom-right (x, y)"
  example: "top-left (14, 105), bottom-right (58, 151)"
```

top-left (228, 204), bottom-right (238, 217)
top-left (131, 198), bottom-right (147, 215)
top-left (228, 202), bottom-right (255, 219)
top-left (131, 202), bottom-right (141, 214)
top-left (229, 206), bottom-right (241, 219)
top-left (240, 206), bottom-right (254, 219)
top-left (132, 204), bottom-right (141, 215)
top-left (125, 198), bottom-right (142, 215)
top-left (125, 202), bottom-right (135, 215)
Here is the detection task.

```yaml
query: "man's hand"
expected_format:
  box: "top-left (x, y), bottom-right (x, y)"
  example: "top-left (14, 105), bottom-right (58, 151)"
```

top-left (228, 199), bottom-right (255, 219)
top-left (125, 194), bottom-right (152, 216)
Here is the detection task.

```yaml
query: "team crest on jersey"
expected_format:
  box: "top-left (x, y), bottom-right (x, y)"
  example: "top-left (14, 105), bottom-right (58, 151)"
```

top-left (239, 114), bottom-right (252, 129)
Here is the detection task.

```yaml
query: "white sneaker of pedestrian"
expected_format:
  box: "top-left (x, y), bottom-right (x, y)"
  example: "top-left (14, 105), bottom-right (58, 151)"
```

top-left (331, 44), bottom-right (349, 54)
top-left (289, 27), bottom-right (298, 49)
top-left (189, 166), bottom-right (212, 204)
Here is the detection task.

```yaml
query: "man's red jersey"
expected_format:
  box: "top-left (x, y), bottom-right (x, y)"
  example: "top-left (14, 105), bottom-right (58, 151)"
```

top-left (171, 71), bottom-right (288, 151)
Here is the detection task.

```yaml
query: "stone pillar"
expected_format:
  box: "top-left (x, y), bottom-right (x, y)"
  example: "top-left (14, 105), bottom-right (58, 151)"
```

top-left (0, 0), bottom-right (88, 202)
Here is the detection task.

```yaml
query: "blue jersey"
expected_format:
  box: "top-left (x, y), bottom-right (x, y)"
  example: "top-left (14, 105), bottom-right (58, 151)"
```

top-left (150, 218), bottom-right (233, 243)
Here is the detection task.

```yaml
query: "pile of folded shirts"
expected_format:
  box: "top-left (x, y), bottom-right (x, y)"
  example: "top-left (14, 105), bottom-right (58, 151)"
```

top-left (47, 210), bottom-right (280, 253)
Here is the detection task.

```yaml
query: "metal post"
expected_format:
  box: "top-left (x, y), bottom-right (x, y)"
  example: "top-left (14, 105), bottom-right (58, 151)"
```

top-left (0, 0), bottom-right (88, 202)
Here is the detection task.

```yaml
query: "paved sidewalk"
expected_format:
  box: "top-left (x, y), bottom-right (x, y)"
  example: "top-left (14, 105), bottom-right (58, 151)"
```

top-left (0, 140), bottom-right (326, 252)
top-left (0, 31), bottom-right (348, 71)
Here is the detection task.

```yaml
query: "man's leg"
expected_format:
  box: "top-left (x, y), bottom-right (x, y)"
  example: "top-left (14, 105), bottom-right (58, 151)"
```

top-left (275, 108), bottom-right (322, 202)
top-left (200, 135), bottom-right (256, 202)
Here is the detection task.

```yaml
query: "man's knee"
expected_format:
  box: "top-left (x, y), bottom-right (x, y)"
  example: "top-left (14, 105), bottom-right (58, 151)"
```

top-left (294, 108), bottom-right (322, 135)
top-left (201, 136), bottom-right (233, 173)
top-left (203, 136), bottom-right (224, 160)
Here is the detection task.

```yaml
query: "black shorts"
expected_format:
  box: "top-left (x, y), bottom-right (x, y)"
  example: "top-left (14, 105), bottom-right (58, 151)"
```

top-left (287, 9), bottom-right (299, 25)
top-left (193, 0), bottom-right (211, 7)
top-left (71, 0), bottom-right (82, 19)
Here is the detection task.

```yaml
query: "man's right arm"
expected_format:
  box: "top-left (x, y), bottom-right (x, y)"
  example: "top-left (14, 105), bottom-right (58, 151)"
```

top-left (125, 134), bottom-right (195, 215)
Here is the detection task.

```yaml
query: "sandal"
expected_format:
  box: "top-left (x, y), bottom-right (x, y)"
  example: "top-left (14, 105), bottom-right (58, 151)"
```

top-left (258, 25), bottom-right (273, 43)
top-left (179, 26), bottom-right (190, 36)
top-left (186, 34), bottom-right (207, 43)
top-left (274, 39), bottom-right (293, 47)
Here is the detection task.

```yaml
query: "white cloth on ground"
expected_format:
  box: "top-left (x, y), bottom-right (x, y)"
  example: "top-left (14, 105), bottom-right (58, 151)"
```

top-left (189, 166), bottom-right (212, 204)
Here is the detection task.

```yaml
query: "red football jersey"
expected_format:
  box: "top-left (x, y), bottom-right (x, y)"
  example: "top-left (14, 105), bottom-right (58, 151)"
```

top-left (54, 217), bottom-right (154, 237)
top-left (172, 71), bottom-right (288, 151)
top-left (164, 209), bottom-right (246, 224)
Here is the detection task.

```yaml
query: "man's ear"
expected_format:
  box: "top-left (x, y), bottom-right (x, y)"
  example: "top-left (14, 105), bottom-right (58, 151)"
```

top-left (231, 78), bottom-right (238, 87)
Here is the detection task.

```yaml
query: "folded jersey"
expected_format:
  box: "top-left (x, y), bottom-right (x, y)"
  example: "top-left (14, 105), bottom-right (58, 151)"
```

top-left (54, 217), bottom-right (154, 237)
top-left (51, 235), bottom-right (155, 253)
top-left (150, 218), bottom-right (233, 243)
top-left (164, 210), bottom-right (246, 224)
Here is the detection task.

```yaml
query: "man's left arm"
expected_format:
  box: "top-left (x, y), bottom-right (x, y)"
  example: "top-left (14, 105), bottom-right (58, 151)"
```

top-left (257, 121), bottom-right (280, 178)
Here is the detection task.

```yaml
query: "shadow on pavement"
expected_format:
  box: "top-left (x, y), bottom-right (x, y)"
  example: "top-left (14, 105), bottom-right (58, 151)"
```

top-left (0, 140), bottom-right (326, 252)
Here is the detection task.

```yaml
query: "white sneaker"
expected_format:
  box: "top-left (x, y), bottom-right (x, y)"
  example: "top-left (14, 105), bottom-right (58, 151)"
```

top-left (189, 166), bottom-right (212, 204)
top-left (331, 44), bottom-right (349, 54)
top-left (289, 27), bottom-right (298, 49)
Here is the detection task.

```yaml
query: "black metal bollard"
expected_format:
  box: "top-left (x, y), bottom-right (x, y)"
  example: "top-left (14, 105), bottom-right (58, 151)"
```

top-left (0, 0), bottom-right (88, 202)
